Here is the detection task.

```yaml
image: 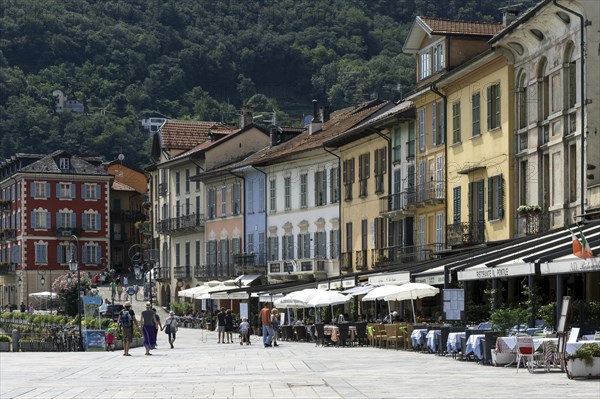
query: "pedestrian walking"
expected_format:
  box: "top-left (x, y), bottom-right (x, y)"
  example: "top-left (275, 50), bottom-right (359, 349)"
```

top-left (117, 301), bottom-right (138, 356)
top-left (271, 308), bottom-right (280, 347)
top-left (140, 301), bottom-right (161, 355)
top-left (225, 309), bottom-right (234, 344)
top-left (259, 303), bottom-right (273, 347)
top-left (105, 327), bottom-right (115, 351)
top-left (216, 308), bottom-right (226, 343)
top-left (164, 311), bottom-right (178, 348)
top-left (152, 308), bottom-right (160, 343)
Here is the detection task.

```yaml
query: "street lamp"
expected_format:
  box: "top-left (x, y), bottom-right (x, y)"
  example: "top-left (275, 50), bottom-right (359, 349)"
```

top-left (68, 235), bottom-right (84, 351)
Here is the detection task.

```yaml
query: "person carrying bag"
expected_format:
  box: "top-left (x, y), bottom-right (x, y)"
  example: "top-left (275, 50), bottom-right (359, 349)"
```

top-left (164, 311), bottom-right (179, 349)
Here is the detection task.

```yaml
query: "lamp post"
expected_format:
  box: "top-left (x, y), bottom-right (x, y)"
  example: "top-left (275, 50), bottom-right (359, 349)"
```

top-left (68, 235), bottom-right (84, 351)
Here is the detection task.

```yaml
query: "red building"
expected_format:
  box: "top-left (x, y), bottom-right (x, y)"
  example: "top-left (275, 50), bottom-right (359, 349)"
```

top-left (0, 151), bottom-right (112, 308)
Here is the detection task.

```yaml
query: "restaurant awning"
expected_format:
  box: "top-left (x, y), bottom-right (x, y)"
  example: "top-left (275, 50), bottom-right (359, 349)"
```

top-left (452, 220), bottom-right (600, 280)
top-left (234, 274), bottom-right (262, 287)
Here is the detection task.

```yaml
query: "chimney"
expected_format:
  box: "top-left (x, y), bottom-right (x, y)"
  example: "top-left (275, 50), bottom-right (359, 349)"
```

top-left (320, 105), bottom-right (331, 123)
top-left (208, 129), bottom-right (214, 142)
top-left (309, 99), bottom-right (322, 135)
top-left (502, 6), bottom-right (520, 27)
top-left (269, 126), bottom-right (280, 146)
top-left (240, 105), bottom-right (254, 128)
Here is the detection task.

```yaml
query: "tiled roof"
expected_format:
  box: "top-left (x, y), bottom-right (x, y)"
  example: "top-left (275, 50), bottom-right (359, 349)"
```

top-left (112, 180), bottom-right (137, 191)
top-left (18, 150), bottom-right (109, 176)
top-left (195, 101), bottom-right (388, 178)
top-left (159, 120), bottom-right (237, 151)
top-left (252, 100), bottom-right (389, 166)
top-left (419, 17), bottom-right (504, 36)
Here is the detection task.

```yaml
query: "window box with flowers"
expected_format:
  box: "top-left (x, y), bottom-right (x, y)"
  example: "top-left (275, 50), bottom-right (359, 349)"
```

top-left (517, 205), bottom-right (542, 216)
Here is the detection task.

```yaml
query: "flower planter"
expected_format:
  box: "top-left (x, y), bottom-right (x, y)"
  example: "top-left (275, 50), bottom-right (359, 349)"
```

top-left (20, 341), bottom-right (52, 352)
top-left (0, 341), bottom-right (11, 352)
top-left (566, 358), bottom-right (600, 379)
top-left (491, 349), bottom-right (516, 366)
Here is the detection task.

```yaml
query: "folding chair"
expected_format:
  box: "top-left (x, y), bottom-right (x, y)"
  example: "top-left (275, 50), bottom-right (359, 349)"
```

top-left (516, 336), bottom-right (544, 373)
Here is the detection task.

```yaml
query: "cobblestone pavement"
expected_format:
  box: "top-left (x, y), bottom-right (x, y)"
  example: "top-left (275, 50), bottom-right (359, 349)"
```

top-left (1, 291), bottom-right (598, 398)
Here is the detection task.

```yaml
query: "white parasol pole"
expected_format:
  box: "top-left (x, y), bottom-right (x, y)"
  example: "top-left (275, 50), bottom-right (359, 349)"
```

top-left (411, 292), bottom-right (416, 324)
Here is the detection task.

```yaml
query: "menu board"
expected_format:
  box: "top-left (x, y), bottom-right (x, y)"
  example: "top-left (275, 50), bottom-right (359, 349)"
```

top-left (443, 289), bottom-right (464, 321)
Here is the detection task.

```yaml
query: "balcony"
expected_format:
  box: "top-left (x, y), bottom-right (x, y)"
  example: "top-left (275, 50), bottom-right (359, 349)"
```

top-left (0, 200), bottom-right (11, 213)
top-left (379, 191), bottom-right (416, 218)
top-left (268, 258), bottom-right (328, 281)
top-left (355, 250), bottom-right (368, 271)
top-left (110, 210), bottom-right (146, 222)
top-left (233, 253), bottom-right (267, 274)
top-left (0, 228), bottom-right (17, 242)
top-left (415, 181), bottom-right (445, 206)
top-left (370, 244), bottom-right (439, 267)
top-left (156, 213), bottom-right (205, 235)
top-left (446, 222), bottom-right (485, 248)
top-left (55, 227), bottom-right (79, 238)
top-left (340, 252), bottom-right (352, 272)
top-left (173, 265), bottom-right (192, 280)
top-left (154, 267), bottom-right (171, 282)
top-left (0, 262), bottom-right (17, 275)
top-left (516, 211), bottom-right (550, 236)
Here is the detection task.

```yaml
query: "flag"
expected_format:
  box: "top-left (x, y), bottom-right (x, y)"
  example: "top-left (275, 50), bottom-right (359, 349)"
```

top-left (571, 226), bottom-right (594, 259)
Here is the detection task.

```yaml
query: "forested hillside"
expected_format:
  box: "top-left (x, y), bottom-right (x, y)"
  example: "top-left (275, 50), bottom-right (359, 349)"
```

top-left (0, 0), bottom-right (534, 167)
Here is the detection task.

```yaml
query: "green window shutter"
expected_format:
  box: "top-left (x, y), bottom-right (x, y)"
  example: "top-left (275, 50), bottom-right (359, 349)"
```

top-left (487, 177), bottom-right (493, 220)
top-left (468, 182), bottom-right (473, 224)
top-left (495, 85), bottom-right (501, 129)
top-left (487, 86), bottom-right (492, 131)
top-left (498, 175), bottom-right (504, 219)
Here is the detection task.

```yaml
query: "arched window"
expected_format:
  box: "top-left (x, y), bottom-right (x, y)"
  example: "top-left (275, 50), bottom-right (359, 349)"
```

top-left (517, 70), bottom-right (528, 129)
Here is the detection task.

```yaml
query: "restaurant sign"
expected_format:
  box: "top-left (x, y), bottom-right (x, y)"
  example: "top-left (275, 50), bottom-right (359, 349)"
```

top-left (414, 274), bottom-right (445, 285)
top-left (342, 278), bottom-right (356, 288)
top-left (541, 259), bottom-right (600, 275)
top-left (458, 263), bottom-right (535, 281)
top-left (368, 271), bottom-right (410, 286)
top-left (317, 282), bottom-right (329, 290)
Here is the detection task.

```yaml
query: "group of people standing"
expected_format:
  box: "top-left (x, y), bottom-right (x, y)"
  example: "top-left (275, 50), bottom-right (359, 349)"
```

top-left (259, 303), bottom-right (281, 348)
top-left (216, 307), bottom-right (235, 343)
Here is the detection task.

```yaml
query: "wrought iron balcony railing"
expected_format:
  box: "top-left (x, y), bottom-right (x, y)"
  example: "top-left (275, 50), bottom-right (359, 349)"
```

top-left (446, 221), bottom-right (485, 247)
top-left (156, 213), bottom-right (205, 234)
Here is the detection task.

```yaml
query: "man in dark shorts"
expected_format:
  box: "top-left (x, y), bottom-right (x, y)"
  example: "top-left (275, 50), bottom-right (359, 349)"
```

top-left (117, 301), bottom-right (139, 356)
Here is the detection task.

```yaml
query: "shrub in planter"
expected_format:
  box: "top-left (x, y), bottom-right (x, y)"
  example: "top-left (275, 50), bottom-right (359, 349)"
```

top-left (0, 335), bottom-right (10, 351)
top-left (568, 344), bottom-right (600, 367)
top-left (566, 344), bottom-right (600, 379)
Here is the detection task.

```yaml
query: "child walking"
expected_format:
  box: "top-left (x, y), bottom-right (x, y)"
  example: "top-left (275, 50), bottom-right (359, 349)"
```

top-left (105, 327), bottom-right (115, 351)
top-left (239, 318), bottom-right (250, 345)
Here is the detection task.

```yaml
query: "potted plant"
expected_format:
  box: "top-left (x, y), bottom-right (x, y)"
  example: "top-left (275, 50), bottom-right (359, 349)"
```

top-left (566, 343), bottom-right (600, 379)
top-left (0, 335), bottom-right (11, 352)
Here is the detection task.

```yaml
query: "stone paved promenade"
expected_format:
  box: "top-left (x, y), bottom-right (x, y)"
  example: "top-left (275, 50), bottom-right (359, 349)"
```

top-left (1, 324), bottom-right (599, 398)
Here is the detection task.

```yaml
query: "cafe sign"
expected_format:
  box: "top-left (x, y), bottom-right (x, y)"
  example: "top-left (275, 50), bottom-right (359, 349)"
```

top-left (541, 259), bottom-right (600, 275)
top-left (458, 263), bottom-right (535, 281)
top-left (368, 272), bottom-right (410, 286)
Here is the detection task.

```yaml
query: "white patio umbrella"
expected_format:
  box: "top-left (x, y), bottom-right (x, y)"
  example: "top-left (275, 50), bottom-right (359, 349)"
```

top-left (273, 296), bottom-right (307, 309)
top-left (29, 291), bottom-right (57, 299)
top-left (362, 285), bottom-right (405, 322)
top-left (305, 290), bottom-right (351, 307)
top-left (383, 283), bottom-right (440, 323)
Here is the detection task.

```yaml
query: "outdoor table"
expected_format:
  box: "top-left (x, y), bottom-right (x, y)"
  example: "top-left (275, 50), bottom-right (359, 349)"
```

top-left (496, 337), bottom-right (559, 353)
top-left (447, 332), bottom-right (465, 354)
top-left (465, 334), bottom-right (485, 359)
top-left (411, 329), bottom-right (428, 347)
top-left (318, 325), bottom-right (357, 343)
top-left (426, 330), bottom-right (441, 353)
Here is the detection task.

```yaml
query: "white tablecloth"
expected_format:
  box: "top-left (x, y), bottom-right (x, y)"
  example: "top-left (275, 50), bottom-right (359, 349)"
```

top-left (411, 329), bottom-right (428, 347)
top-left (465, 334), bottom-right (485, 359)
top-left (447, 332), bottom-right (465, 353)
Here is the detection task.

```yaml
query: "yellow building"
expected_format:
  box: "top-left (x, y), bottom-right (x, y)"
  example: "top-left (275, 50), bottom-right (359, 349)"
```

top-left (403, 17), bottom-right (505, 256)
top-left (437, 52), bottom-right (515, 245)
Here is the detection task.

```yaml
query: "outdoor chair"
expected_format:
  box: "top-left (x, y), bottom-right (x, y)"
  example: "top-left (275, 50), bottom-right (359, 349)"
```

top-left (314, 323), bottom-right (326, 347)
top-left (282, 325), bottom-right (294, 341)
top-left (353, 322), bottom-right (368, 347)
top-left (294, 325), bottom-right (308, 342)
top-left (337, 323), bottom-right (350, 347)
top-left (373, 324), bottom-right (387, 348)
top-left (516, 336), bottom-right (544, 373)
top-left (384, 324), bottom-right (404, 350)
